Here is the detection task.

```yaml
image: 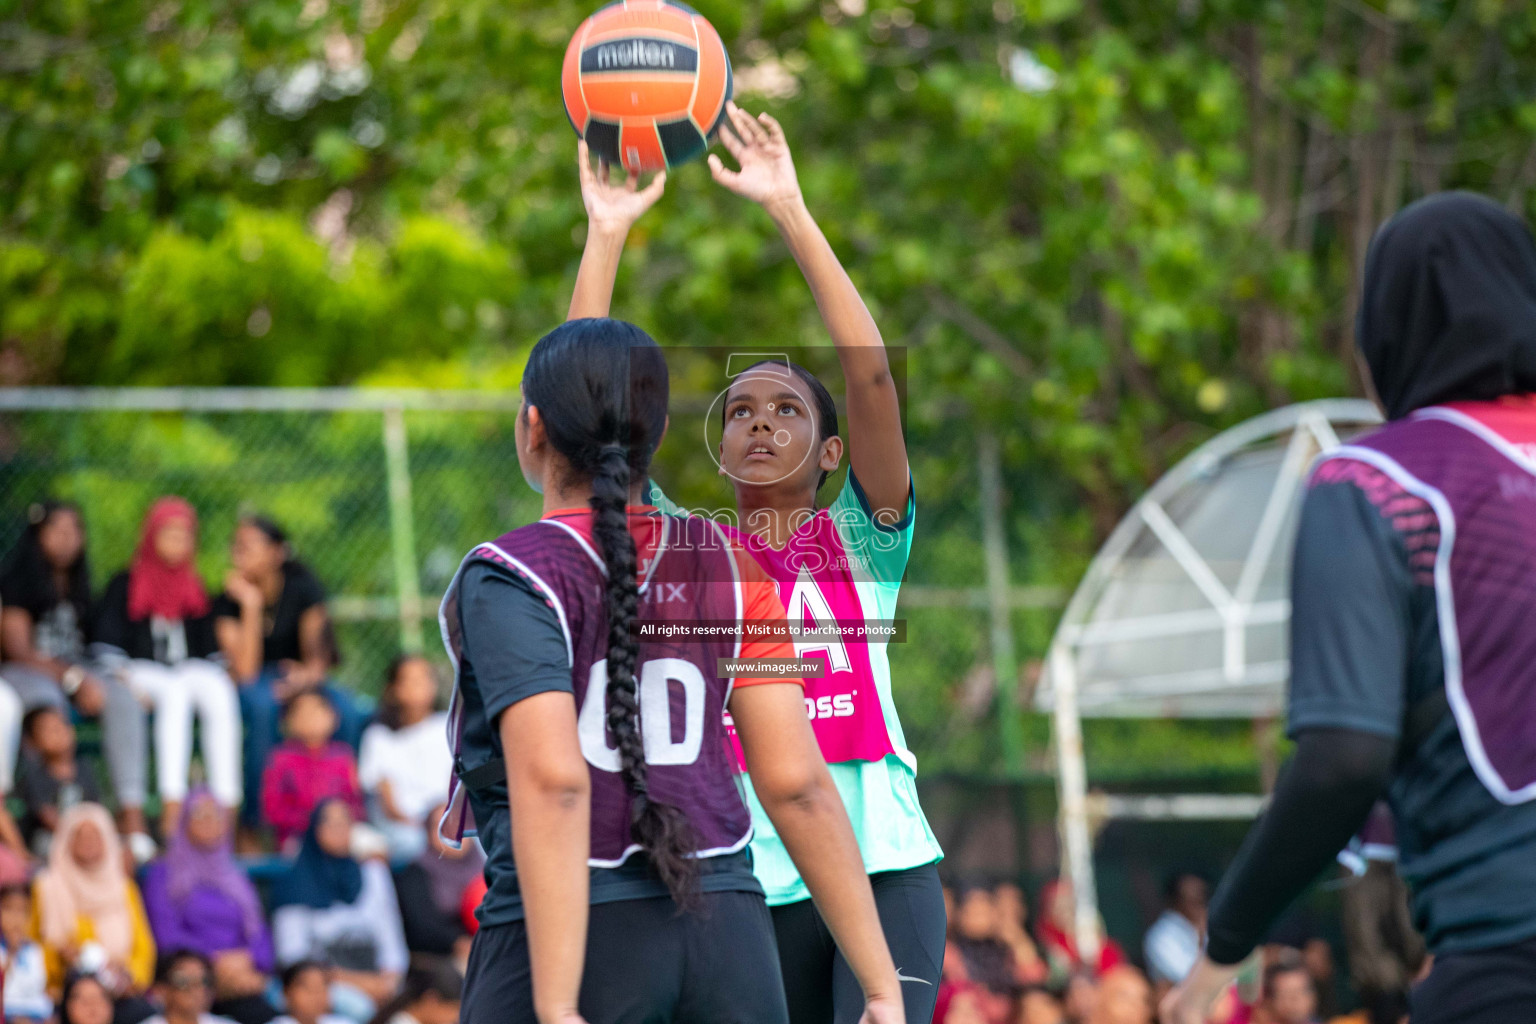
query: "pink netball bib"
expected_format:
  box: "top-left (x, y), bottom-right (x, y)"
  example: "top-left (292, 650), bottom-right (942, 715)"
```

top-left (720, 510), bottom-right (898, 768)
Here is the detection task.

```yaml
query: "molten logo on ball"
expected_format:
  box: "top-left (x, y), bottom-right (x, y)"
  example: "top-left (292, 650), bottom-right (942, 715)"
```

top-left (593, 39), bottom-right (679, 70)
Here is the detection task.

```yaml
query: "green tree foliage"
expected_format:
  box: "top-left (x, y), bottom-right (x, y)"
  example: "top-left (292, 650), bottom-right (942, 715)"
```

top-left (4, 0), bottom-right (1535, 772)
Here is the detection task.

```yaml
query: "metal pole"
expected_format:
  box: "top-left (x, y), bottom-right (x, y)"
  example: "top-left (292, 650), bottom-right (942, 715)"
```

top-left (382, 407), bottom-right (424, 653)
top-left (1050, 643), bottom-right (1102, 963)
top-left (979, 432), bottom-right (1024, 775)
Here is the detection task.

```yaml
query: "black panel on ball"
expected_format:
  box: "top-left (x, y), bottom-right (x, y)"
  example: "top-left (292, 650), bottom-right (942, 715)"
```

top-left (584, 119), bottom-right (622, 164)
top-left (656, 119), bottom-right (707, 168)
top-left (708, 58), bottom-right (735, 138)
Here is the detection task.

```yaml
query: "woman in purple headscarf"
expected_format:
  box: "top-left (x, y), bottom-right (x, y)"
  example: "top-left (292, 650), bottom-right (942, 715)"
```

top-left (140, 789), bottom-right (278, 1024)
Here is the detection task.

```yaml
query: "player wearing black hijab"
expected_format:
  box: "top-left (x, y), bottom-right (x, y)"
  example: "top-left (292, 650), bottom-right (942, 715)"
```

top-left (1163, 192), bottom-right (1536, 1024)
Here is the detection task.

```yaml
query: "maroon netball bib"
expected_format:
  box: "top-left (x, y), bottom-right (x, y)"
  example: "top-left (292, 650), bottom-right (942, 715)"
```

top-left (1321, 404), bottom-right (1536, 804)
top-left (438, 512), bottom-right (755, 862)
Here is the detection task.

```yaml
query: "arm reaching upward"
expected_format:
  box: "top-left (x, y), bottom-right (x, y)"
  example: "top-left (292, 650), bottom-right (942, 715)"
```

top-left (710, 103), bottom-right (909, 522)
top-left (568, 141), bottom-right (667, 321)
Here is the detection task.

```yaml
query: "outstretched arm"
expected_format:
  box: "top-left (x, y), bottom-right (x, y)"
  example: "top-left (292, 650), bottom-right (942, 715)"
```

top-left (568, 141), bottom-right (667, 321)
top-left (710, 103), bottom-right (909, 523)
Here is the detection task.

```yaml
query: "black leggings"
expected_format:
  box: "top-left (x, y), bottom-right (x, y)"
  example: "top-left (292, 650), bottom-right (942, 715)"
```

top-left (1409, 937), bottom-right (1536, 1024)
top-left (461, 890), bottom-right (789, 1024)
top-left (771, 863), bottom-right (946, 1024)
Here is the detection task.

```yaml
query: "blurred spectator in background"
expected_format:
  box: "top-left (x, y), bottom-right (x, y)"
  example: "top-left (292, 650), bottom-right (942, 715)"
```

top-left (357, 656), bottom-right (449, 863)
top-left (1020, 987), bottom-right (1068, 1024)
top-left (994, 881), bottom-right (1048, 987)
top-left (1144, 872), bottom-right (1208, 991)
top-left (391, 806), bottom-right (481, 963)
top-left (362, 959), bottom-right (460, 1024)
top-left (457, 874), bottom-right (484, 941)
top-left (0, 664), bottom-right (24, 860)
top-left (1, 502), bottom-right (151, 857)
top-left (0, 842), bottom-right (27, 890)
top-left (17, 707), bottom-right (103, 859)
top-left (213, 516), bottom-right (364, 837)
top-left (270, 961), bottom-right (349, 1024)
top-left (1266, 917), bottom-right (1338, 1021)
top-left (2, 883), bottom-right (52, 1023)
top-left (31, 804), bottom-right (155, 1018)
top-left (1038, 879), bottom-right (1126, 984)
top-left (1297, 940), bottom-right (1336, 1022)
top-left (1261, 961), bottom-right (1320, 1024)
top-left (270, 801), bottom-right (406, 1024)
top-left (1089, 965), bottom-right (1153, 1024)
top-left (95, 499), bottom-right (242, 829)
top-left (932, 983), bottom-right (991, 1024)
top-left (936, 883), bottom-right (1016, 1024)
top-left (140, 790), bottom-right (276, 1024)
top-left (140, 950), bottom-right (229, 1024)
top-left (1062, 971), bottom-right (1099, 1024)
top-left (261, 693), bottom-right (364, 852)
top-left (59, 971), bottom-right (119, 1024)
top-left (951, 883), bottom-right (1017, 995)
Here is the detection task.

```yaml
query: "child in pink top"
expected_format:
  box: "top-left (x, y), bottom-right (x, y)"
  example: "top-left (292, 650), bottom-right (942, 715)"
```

top-left (260, 690), bottom-right (364, 849)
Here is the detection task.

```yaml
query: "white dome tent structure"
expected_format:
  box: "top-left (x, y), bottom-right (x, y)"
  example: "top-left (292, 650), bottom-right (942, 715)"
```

top-left (1034, 399), bottom-right (1384, 959)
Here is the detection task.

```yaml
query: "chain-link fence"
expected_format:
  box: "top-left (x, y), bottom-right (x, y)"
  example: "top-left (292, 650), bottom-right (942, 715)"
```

top-left (0, 386), bottom-right (1063, 719)
top-left (0, 387), bottom-right (1289, 957)
top-left (0, 389), bottom-right (534, 696)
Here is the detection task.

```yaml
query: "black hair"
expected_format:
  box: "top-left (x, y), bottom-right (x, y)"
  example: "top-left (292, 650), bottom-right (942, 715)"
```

top-left (1163, 869), bottom-right (1207, 902)
top-left (155, 949), bottom-right (212, 987)
top-left (280, 959), bottom-right (327, 990)
top-left (233, 517), bottom-right (341, 669)
top-left (365, 958), bottom-right (462, 1024)
top-left (723, 360), bottom-right (840, 491)
top-left (240, 514), bottom-right (288, 547)
top-left (282, 688), bottom-right (336, 721)
top-left (1, 500), bottom-right (91, 624)
top-left (954, 879), bottom-right (996, 901)
top-left (522, 318), bottom-right (699, 905)
top-left (60, 972), bottom-right (115, 1024)
top-left (377, 652), bottom-right (438, 730)
top-left (21, 704), bottom-right (67, 743)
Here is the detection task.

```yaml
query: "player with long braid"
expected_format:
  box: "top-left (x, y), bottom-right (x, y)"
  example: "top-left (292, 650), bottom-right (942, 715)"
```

top-left (441, 319), bottom-right (904, 1024)
top-left (570, 104), bottom-right (945, 1024)
top-left (586, 433), bottom-right (703, 900)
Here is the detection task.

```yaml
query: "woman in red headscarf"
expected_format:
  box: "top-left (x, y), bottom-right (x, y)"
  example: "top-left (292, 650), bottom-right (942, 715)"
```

top-left (95, 498), bottom-right (241, 832)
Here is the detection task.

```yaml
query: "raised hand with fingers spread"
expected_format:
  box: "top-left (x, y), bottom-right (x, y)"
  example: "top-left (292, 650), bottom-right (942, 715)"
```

top-left (708, 101), bottom-right (804, 213)
top-left (576, 139), bottom-right (667, 237)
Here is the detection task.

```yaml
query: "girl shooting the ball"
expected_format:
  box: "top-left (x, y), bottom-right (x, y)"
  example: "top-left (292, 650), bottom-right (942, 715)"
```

top-left (570, 103), bottom-right (945, 1024)
top-left (442, 319), bottom-right (904, 1024)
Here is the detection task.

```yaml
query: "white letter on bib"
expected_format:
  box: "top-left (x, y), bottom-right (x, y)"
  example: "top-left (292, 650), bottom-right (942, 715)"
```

top-left (787, 578), bottom-right (852, 673)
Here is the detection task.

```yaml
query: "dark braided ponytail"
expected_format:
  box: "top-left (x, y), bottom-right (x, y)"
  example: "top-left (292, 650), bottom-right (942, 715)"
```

top-left (521, 318), bottom-right (700, 906)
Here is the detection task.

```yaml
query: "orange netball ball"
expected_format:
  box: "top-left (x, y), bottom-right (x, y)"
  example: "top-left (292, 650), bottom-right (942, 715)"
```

top-left (562, 1), bottom-right (734, 175)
